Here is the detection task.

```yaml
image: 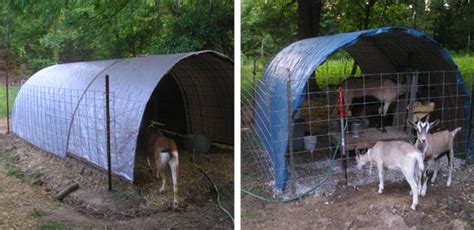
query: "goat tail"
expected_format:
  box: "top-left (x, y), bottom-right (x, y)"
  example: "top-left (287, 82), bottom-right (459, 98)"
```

top-left (451, 127), bottom-right (462, 137)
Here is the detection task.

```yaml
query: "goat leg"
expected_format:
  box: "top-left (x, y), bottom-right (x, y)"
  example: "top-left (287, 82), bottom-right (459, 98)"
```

top-left (420, 168), bottom-right (430, 197)
top-left (159, 170), bottom-right (166, 193)
top-left (379, 115), bottom-right (387, 133)
top-left (447, 149), bottom-right (454, 187)
top-left (377, 164), bottom-right (385, 193)
top-left (406, 175), bottom-right (419, 210)
top-left (169, 153), bottom-right (179, 210)
top-left (379, 101), bottom-right (391, 133)
top-left (430, 161), bottom-right (440, 184)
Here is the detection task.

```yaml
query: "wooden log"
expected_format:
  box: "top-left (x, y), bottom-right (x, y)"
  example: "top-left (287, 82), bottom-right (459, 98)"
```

top-left (54, 183), bottom-right (79, 200)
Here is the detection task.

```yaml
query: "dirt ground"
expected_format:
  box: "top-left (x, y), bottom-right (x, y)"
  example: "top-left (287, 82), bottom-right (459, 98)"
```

top-left (0, 119), bottom-right (234, 229)
top-left (242, 157), bottom-right (474, 229)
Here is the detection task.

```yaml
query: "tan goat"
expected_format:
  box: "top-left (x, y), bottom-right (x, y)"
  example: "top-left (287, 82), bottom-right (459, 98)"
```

top-left (145, 122), bottom-right (179, 209)
top-left (409, 116), bottom-right (461, 196)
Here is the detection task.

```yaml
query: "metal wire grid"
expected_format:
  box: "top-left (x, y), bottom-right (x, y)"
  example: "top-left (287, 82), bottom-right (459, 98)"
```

top-left (168, 53), bottom-right (234, 144)
top-left (243, 70), bottom-right (472, 196)
top-left (241, 77), bottom-right (276, 189)
top-left (9, 83), bottom-right (150, 179)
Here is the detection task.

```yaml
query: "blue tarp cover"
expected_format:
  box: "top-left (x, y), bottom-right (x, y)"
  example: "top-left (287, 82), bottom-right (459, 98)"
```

top-left (255, 27), bottom-right (469, 191)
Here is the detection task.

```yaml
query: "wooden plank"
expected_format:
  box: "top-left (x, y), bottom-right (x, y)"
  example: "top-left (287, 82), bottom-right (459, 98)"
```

top-left (330, 127), bottom-right (410, 151)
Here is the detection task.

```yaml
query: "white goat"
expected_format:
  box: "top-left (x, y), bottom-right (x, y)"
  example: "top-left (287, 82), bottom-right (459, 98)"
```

top-left (408, 116), bottom-right (461, 196)
top-left (355, 141), bottom-right (424, 210)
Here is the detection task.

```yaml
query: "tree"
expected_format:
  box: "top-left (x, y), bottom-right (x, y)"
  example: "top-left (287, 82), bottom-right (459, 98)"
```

top-left (297, 0), bottom-right (323, 39)
top-left (0, 0), bottom-right (234, 73)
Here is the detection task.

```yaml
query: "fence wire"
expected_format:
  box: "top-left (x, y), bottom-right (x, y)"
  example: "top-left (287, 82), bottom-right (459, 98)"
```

top-left (242, 69), bottom-right (473, 197)
top-left (1, 80), bottom-right (153, 183)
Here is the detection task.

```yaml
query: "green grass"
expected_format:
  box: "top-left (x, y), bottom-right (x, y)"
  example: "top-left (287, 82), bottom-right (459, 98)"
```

top-left (242, 53), bottom-right (474, 92)
top-left (1, 154), bottom-right (27, 182)
top-left (249, 186), bottom-right (263, 196)
top-left (0, 85), bottom-right (20, 118)
top-left (1, 155), bottom-right (46, 183)
top-left (30, 208), bottom-right (47, 218)
top-left (452, 54), bottom-right (474, 93)
top-left (37, 221), bottom-right (66, 230)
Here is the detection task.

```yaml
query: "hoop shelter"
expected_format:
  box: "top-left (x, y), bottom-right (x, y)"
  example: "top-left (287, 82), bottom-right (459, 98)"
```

top-left (255, 27), bottom-right (471, 191)
top-left (12, 50), bottom-right (233, 181)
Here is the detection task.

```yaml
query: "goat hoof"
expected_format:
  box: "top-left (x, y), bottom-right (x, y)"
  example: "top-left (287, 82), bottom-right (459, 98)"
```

top-left (411, 205), bottom-right (417, 211)
top-left (378, 189), bottom-right (383, 194)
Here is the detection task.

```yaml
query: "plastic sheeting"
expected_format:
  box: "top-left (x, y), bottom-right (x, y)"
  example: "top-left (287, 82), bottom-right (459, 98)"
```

top-left (255, 27), bottom-right (469, 191)
top-left (12, 51), bottom-right (233, 182)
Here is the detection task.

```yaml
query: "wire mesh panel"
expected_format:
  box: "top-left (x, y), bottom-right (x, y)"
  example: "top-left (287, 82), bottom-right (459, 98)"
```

top-left (243, 69), bottom-right (473, 197)
top-left (12, 85), bottom-right (85, 155)
top-left (241, 77), bottom-right (276, 192)
top-left (10, 82), bottom-right (150, 181)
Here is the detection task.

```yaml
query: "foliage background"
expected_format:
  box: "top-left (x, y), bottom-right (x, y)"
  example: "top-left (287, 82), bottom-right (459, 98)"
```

top-left (0, 0), bottom-right (234, 74)
top-left (242, 0), bottom-right (474, 81)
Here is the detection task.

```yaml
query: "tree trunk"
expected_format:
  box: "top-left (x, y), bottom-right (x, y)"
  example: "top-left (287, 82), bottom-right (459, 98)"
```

top-left (352, 0), bottom-right (377, 75)
top-left (363, 0), bottom-right (377, 30)
top-left (297, 0), bottom-right (322, 39)
top-left (297, 0), bottom-right (323, 95)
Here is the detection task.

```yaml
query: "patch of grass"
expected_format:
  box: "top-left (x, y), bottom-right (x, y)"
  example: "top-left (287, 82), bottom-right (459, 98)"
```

top-left (0, 85), bottom-right (20, 118)
top-left (452, 54), bottom-right (474, 94)
top-left (242, 53), bottom-right (473, 93)
top-left (30, 208), bottom-right (47, 218)
top-left (37, 221), bottom-right (66, 230)
top-left (110, 190), bottom-right (139, 203)
top-left (242, 175), bottom-right (253, 182)
top-left (249, 186), bottom-right (263, 196)
top-left (5, 167), bottom-right (26, 181)
top-left (29, 170), bottom-right (43, 180)
top-left (1, 154), bottom-right (27, 182)
top-left (5, 154), bottom-right (20, 164)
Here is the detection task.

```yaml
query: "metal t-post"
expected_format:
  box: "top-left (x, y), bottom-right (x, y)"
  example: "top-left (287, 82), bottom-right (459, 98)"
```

top-left (466, 82), bottom-right (474, 162)
top-left (287, 69), bottom-right (296, 195)
top-left (5, 63), bottom-right (10, 134)
top-left (338, 86), bottom-right (347, 184)
top-left (105, 74), bottom-right (112, 191)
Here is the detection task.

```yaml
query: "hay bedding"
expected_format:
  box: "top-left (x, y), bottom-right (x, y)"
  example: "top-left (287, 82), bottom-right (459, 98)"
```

top-left (0, 133), bottom-right (233, 220)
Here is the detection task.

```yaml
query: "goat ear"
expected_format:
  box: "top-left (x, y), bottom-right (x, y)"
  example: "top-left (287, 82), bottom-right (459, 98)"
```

top-left (430, 119), bottom-right (440, 129)
top-left (355, 149), bottom-right (360, 156)
top-left (407, 119), bottom-right (416, 129)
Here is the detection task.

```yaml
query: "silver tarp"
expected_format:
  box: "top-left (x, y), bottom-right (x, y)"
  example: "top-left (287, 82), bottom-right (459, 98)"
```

top-left (12, 51), bottom-right (233, 181)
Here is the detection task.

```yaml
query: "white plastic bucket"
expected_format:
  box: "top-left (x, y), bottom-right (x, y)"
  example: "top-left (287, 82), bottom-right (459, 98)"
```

top-left (303, 135), bottom-right (317, 151)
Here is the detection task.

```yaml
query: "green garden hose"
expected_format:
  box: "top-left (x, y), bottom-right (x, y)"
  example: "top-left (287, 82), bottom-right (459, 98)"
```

top-left (241, 137), bottom-right (341, 203)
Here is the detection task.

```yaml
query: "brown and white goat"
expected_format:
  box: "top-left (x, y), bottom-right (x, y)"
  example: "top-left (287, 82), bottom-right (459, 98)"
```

top-left (145, 122), bottom-right (179, 209)
top-left (355, 141), bottom-right (424, 210)
top-left (342, 78), bottom-right (406, 132)
top-left (409, 116), bottom-right (461, 196)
